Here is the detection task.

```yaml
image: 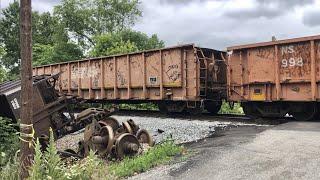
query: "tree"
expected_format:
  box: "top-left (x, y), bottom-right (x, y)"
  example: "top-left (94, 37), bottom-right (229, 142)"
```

top-left (32, 12), bottom-right (57, 45)
top-left (0, 2), bottom-right (83, 73)
top-left (91, 34), bottom-right (138, 56)
top-left (91, 29), bottom-right (165, 56)
top-left (33, 20), bottom-right (83, 66)
top-left (118, 29), bottom-right (165, 50)
top-left (54, 0), bottom-right (142, 48)
top-left (0, 2), bottom-right (20, 75)
top-left (33, 42), bottom-right (83, 66)
top-left (0, 1), bottom-right (163, 74)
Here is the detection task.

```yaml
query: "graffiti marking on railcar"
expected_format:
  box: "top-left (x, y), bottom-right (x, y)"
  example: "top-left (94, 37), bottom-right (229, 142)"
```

top-left (256, 48), bottom-right (273, 60)
top-left (131, 60), bottom-right (140, 69)
top-left (117, 71), bottom-right (127, 85)
top-left (107, 62), bottom-right (114, 71)
top-left (166, 64), bottom-right (181, 81)
top-left (71, 67), bottom-right (99, 79)
top-left (71, 81), bottom-right (78, 88)
top-left (62, 79), bottom-right (68, 88)
top-left (92, 63), bottom-right (100, 87)
top-left (151, 65), bottom-right (159, 73)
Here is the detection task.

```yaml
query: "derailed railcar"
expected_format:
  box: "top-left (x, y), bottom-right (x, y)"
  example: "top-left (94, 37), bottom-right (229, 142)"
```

top-left (0, 74), bottom-right (71, 137)
top-left (34, 44), bottom-right (227, 114)
top-left (227, 35), bottom-right (320, 120)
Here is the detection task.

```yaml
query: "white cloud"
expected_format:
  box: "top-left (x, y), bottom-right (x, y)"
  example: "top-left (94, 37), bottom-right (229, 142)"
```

top-left (1, 0), bottom-right (320, 50)
top-left (133, 0), bottom-right (320, 50)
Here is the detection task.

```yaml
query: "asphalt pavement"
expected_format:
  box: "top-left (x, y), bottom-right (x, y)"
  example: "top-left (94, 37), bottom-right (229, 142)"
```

top-left (130, 121), bottom-right (320, 180)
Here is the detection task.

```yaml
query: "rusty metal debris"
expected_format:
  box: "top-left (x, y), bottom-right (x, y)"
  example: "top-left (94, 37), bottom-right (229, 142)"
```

top-left (0, 73), bottom-right (153, 160)
top-left (78, 115), bottom-right (153, 159)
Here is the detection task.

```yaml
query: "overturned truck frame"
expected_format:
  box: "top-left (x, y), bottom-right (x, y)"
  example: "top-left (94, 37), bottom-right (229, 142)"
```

top-left (0, 74), bottom-right (153, 159)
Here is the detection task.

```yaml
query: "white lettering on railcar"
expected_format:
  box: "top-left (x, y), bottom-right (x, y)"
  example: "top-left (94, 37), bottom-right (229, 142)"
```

top-left (281, 45), bottom-right (294, 55)
top-left (11, 98), bottom-right (20, 110)
top-left (281, 57), bottom-right (303, 68)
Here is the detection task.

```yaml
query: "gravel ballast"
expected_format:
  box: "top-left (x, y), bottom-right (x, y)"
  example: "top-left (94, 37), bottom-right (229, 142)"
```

top-left (56, 115), bottom-right (268, 151)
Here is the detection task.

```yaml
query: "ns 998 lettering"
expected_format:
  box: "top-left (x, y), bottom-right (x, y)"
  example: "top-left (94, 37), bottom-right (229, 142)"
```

top-left (281, 57), bottom-right (303, 68)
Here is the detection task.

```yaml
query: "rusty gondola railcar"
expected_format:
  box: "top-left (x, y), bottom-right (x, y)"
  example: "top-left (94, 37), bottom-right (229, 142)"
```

top-left (227, 35), bottom-right (320, 121)
top-left (33, 44), bottom-right (227, 114)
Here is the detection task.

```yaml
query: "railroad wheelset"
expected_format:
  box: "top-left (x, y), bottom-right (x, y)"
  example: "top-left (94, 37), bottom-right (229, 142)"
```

top-left (78, 117), bottom-right (153, 159)
top-left (158, 101), bottom-right (222, 115)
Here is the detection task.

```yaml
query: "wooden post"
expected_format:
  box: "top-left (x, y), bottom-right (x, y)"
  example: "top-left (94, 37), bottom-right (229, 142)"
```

top-left (20, 0), bottom-right (34, 178)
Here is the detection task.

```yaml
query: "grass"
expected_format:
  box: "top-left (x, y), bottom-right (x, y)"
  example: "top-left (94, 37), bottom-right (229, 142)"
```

top-left (118, 103), bottom-right (158, 111)
top-left (0, 137), bottom-right (184, 180)
top-left (109, 140), bottom-right (184, 178)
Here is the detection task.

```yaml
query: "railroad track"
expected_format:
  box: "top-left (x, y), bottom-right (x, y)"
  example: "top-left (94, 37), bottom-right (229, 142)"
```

top-left (116, 109), bottom-right (292, 125)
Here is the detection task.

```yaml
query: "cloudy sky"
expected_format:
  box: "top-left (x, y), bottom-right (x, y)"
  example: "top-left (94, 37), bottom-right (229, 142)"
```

top-left (2, 0), bottom-right (320, 50)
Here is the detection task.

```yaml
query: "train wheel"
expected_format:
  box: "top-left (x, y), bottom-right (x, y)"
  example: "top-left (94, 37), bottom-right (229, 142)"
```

top-left (99, 125), bottom-right (115, 155)
top-left (136, 129), bottom-right (154, 146)
top-left (242, 103), bottom-right (261, 119)
top-left (158, 102), bottom-right (186, 113)
top-left (158, 103), bottom-right (168, 113)
top-left (115, 133), bottom-right (140, 159)
top-left (98, 117), bottom-right (120, 131)
top-left (186, 107), bottom-right (203, 115)
top-left (205, 101), bottom-right (222, 114)
top-left (291, 103), bottom-right (317, 121)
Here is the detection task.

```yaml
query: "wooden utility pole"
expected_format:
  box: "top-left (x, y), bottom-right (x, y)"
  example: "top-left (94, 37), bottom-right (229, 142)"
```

top-left (20, 0), bottom-right (33, 179)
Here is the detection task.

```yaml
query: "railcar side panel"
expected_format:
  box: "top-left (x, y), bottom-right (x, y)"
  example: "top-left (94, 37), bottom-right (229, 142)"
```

top-left (228, 35), bottom-right (320, 102)
top-left (34, 44), bottom-right (226, 105)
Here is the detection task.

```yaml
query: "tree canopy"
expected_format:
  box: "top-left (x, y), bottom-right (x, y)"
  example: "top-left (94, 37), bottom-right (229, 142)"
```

top-left (54, 0), bottom-right (142, 49)
top-left (0, 0), bottom-right (165, 78)
top-left (91, 29), bottom-right (164, 56)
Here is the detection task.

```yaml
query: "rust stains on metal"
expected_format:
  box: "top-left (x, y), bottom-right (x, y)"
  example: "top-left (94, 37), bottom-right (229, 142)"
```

top-left (34, 44), bottom-right (227, 114)
top-left (78, 110), bottom-right (153, 159)
top-left (228, 35), bottom-right (320, 51)
top-left (228, 34), bottom-right (320, 121)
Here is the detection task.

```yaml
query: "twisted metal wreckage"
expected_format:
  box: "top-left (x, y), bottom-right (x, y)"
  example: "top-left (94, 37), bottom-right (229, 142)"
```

top-left (0, 73), bottom-right (153, 159)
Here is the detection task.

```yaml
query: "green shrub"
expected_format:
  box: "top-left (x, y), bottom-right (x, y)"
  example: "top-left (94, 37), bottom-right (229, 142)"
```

top-left (219, 101), bottom-right (244, 115)
top-left (28, 129), bottom-right (111, 180)
top-left (118, 103), bottom-right (158, 111)
top-left (109, 140), bottom-right (183, 178)
top-left (1, 128), bottom-right (183, 179)
top-left (28, 129), bottom-right (65, 180)
top-left (0, 153), bottom-right (19, 180)
top-left (0, 117), bottom-right (19, 168)
top-left (65, 151), bottom-right (110, 180)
